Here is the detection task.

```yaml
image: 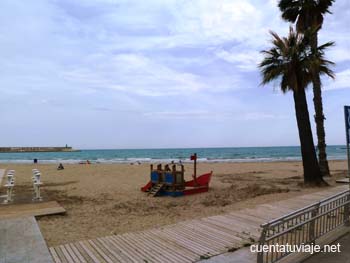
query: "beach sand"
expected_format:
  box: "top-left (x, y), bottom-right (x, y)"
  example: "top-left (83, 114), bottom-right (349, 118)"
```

top-left (0, 161), bottom-right (348, 246)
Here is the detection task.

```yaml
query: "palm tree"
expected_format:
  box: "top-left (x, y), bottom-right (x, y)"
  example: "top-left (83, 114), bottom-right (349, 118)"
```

top-left (278, 0), bottom-right (335, 176)
top-left (259, 27), bottom-right (334, 185)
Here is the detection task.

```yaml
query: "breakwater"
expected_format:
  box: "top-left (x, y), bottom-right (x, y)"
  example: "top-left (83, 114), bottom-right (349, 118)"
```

top-left (0, 147), bottom-right (78, 153)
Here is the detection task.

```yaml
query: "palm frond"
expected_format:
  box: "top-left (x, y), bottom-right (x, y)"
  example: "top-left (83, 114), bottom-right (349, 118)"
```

top-left (278, 0), bottom-right (300, 22)
top-left (317, 41), bottom-right (335, 52)
top-left (259, 26), bottom-right (335, 93)
top-left (279, 0), bottom-right (334, 31)
top-left (318, 0), bottom-right (335, 14)
top-left (319, 66), bottom-right (335, 79)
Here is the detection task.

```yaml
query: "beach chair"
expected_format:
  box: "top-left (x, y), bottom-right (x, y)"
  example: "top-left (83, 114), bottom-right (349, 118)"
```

top-left (3, 170), bottom-right (15, 203)
top-left (32, 169), bottom-right (39, 180)
top-left (33, 180), bottom-right (43, 201)
top-left (32, 170), bottom-right (43, 201)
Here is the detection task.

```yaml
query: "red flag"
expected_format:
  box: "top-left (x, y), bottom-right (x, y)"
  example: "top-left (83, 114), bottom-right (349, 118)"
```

top-left (190, 154), bottom-right (197, 161)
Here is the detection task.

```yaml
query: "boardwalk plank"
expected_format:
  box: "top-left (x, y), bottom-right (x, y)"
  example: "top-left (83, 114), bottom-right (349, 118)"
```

top-left (122, 233), bottom-right (171, 263)
top-left (221, 214), bottom-right (263, 234)
top-left (96, 237), bottom-right (131, 263)
top-left (205, 215), bottom-right (259, 235)
top-left (67, 243), bottom-right (87, 263)
top-left (159, 227), bottom-right (217, 255)
top-left (172, 225), bottom-right (232, 247)
top-left (0, 201), bottom-right (66, 219)
top-left (88, 240), bottom-right (115, 263)
top-left (74, 242), bottom-right (95, 263)
top-left (108, 235), bottom-right (146, 262)
top-left (117, 234), bottom-right (163, 263)
top-left (198, 221), bottom-right (248, 241)
top-left (165, 226), bottom-right (219, 254)
top-left (128, 232), bottom-right (191, 263)
top-left (59, 245), bottom-right (75, 263)
top-left (198, 218), bottom-right (258, 240)
top-left (126, 233), bottom-right (178, 263)
top-left (177, 223), bottom-right (235, 247)
top-left (64, 244), bottom-right (81, 263)
top-left (141, 230), bottom-right (198, 261)
top-left (197, 221), bottom-right (255, 244)
top-left (228, 211), bottom-right (265, 225)
top-left (151, 228), bottom-right (207, 256)
top-left (49, 247), bottom-right (62, 263)
top-left (78, 241), bottom-right (102, 263)
top-left (166, 225), bottom-right (224, 251)
top-left (54, 246), bottom-right (69, 263)
top-left (181, 220), bottom-right (244, 244)
top-left (239, 208), bottom-right (284, 221)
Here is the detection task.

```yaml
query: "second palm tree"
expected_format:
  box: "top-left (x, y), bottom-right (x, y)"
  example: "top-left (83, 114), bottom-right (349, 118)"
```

top-left (259, 27), bottom-right (334, 185)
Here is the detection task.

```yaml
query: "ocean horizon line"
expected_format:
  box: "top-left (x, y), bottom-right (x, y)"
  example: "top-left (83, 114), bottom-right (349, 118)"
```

top-left (77, 145), bottom-right (347, 151)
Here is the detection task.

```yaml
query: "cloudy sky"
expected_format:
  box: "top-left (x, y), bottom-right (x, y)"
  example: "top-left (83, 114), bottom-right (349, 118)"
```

top-left (0, 0), bottom-right (349, 149)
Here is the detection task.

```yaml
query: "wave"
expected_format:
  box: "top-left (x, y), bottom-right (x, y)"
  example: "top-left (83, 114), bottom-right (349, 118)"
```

top-left (0, 155), bottom-right (346, 164)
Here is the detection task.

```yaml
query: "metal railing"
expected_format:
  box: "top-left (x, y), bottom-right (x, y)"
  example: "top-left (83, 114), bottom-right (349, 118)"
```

top-left (257, 189), bottom-right (350, 263)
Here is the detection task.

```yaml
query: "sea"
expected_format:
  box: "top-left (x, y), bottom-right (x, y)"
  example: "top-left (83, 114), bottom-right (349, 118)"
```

top-left (0, 146), bottom-right (347, 164)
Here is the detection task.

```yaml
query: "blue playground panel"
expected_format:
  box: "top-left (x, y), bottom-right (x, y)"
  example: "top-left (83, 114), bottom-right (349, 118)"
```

top-left (151, 171), bottom-right (159, 183)
top-left (159, 190), bottom-right (184, 197)
top-left (165, 173), bottom-right (174, 184)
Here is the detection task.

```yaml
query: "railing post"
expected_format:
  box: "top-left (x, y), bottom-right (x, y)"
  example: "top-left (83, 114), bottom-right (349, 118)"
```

top-left (308, 204), bottom-right (319, 243)
top-left (344, 191), bottom-right (350, 226)
top-left (257, 226), bottom-right (267, 263)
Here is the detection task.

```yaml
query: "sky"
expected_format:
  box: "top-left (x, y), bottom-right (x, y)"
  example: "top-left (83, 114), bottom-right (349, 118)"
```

top-left (0, 0), bottom-right (349, 149)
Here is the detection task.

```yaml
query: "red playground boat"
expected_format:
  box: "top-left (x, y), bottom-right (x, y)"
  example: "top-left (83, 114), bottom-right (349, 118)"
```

top-left (141, 153), bottom-right (213, 197)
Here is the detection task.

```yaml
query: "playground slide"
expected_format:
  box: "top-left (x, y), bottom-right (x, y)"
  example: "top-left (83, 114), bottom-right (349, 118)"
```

top-left (141, 181), bottom-right (153, 192)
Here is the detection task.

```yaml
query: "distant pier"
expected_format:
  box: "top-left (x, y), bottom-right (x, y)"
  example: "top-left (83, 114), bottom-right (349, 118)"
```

top-left (0, 147), bottom-right (79, 153)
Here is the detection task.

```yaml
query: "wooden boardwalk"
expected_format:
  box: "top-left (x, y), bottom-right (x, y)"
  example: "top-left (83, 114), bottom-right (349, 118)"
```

top-left (0, 216), bottom-right (53, 263)
top-left (0, 201), bottom-right (66, 219)
top-left (50, 185), bottom-right (348, 263)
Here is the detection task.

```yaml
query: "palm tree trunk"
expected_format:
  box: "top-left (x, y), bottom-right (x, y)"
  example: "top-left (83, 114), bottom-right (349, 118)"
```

top-left (311, 33), bottom-right (331, 177)
top-left (312, 73), bottom-right (330, 176)
top-left (293, 87), bottom-right (325, 185)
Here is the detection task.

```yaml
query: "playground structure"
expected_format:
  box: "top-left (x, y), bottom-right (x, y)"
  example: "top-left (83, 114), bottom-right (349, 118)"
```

top-left (141, 153), bottom-right (212, 197)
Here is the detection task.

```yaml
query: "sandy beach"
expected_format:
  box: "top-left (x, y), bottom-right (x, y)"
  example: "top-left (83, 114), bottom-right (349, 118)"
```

top-left (0, 161), bottom-right (348, 247)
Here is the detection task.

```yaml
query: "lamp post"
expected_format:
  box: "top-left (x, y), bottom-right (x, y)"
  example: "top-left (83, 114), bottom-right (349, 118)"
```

top-left (191, 153), bottom-right (197, 183)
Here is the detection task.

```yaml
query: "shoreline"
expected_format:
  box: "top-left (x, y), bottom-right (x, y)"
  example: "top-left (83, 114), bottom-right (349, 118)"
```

top-left (0, 157), bottom-right (347, 164)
